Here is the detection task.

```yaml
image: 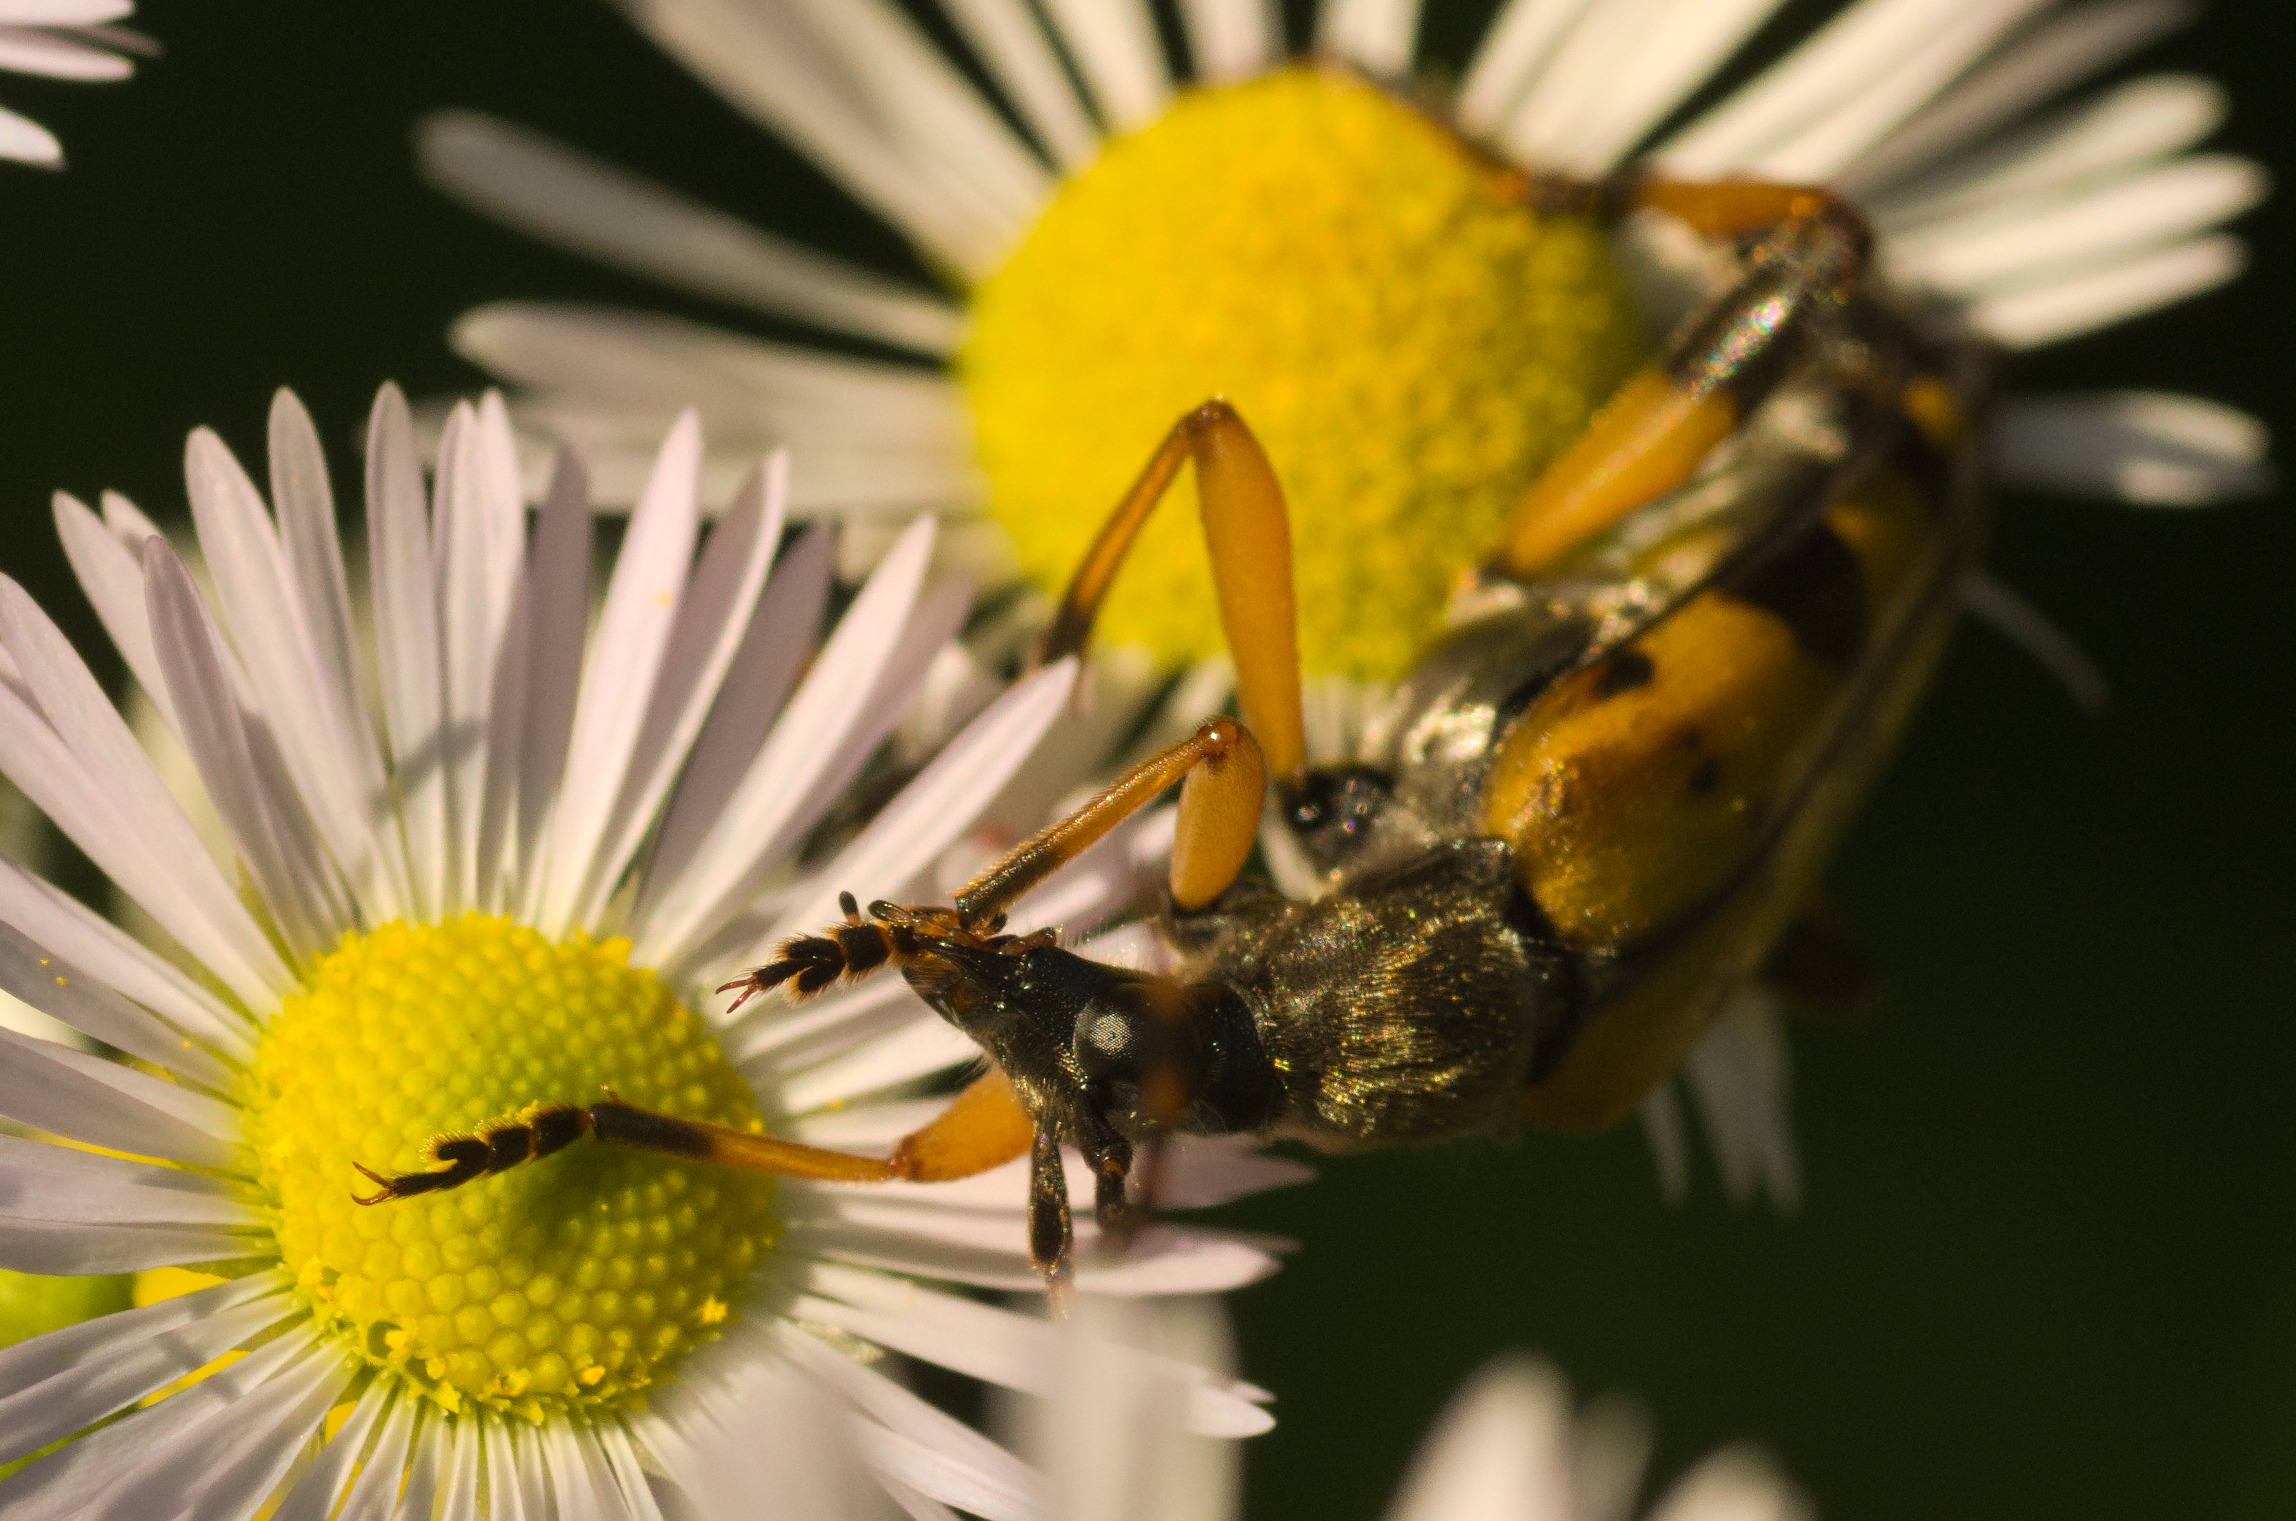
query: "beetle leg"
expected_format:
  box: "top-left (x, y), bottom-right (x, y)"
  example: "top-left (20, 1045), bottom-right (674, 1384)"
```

top-left (953, 713), bottom-right (1268, 922)
top-left (1029, 1126), bottom-right (1076, 1313)
top-left (1034, 398), bottom-right (1308, 787)
top-left (1491, 181), bottom-right (1874, 580)
top-left (352, 1066), bottom-right (1036, 1199)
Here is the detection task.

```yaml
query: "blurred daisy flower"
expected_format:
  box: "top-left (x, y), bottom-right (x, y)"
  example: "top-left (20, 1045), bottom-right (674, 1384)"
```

top-left (0, 1), bottom-right (149, 168)
top-left (0, 387), bottom-right (1289, 1516)
top-left (418, 0), bottom-right (2269, 1205)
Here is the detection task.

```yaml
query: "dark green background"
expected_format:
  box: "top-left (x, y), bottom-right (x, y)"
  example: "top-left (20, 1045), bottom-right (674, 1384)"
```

top-left (0, 3), bottom-right (2289, 1517)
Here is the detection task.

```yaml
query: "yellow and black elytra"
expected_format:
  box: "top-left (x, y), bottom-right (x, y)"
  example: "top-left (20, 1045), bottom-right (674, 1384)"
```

top-left (356, 166), bottom-right (1989, 1293)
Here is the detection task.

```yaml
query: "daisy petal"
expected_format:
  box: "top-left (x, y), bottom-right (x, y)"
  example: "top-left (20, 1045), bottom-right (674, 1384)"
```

top-left (0, 24), bottom-right (132, 79)
top-left (366, 384), bottom-right (453, 919)
top-left (579, 453), bottom-right (787, 930)
top-left (271, 1382), bottom-right (400, 1521)
top-left (509, 451), bottom-right (594, 915)
top-left (1966, 230), bottom-right (2243, 347)
top-left (420, 110), bottom-right (964, 354)
top-left (769, 658), bottom-right (1078, 941)
top-left (1456, 0), bottom-right (1598, 137)
top-left (0, 1022), bottom-right (241, 1167)
top-left (53, 490), bottom-right (174, 729)
top-left (0, 916), bottom-right (237, 1088)
top-left (1957, 568), bottom-right (2111, 713)
top-left (0, 854), bottom-right (255, 1062)
top-left (1318, 0), bottom-right (1422, 78)
top-left (1039, 0), bottom-right (1171, 131)
top-left (769, 1016), bottom-right (981, 1112)
top-left (1681, 987), bottom-right (1800, 1211)
top-left (634, 517), bottom-right (936, 970)
top-left (145, 541), bottom-right (338, 961)
top-left (536, 410), bottom-right (704, 933)
top-left (435, 394), bottom-right (529, 913)
top-left (0, 103), bottom-right (62, 168)
top-left (801, 1263), bottom-right (1273, 1436)
top-left (941, 0), bottom-right (1098, 169)
top-left (1990, 388), bottom-right (2271, 504)
top-left (1640, 1081), bottom-right (1693, 1205)
top-left (0, 1272), bottom-right (295, 1468)
top-left (644, 523), bottom-right (832, 923)
top-left (333, 1392), bottom-right (425, 1521)
top-left (616, 0), bottom-right (1013, 274)
top-left (775, 1325), bottom-right (1043, 1521)
top-left (0, 581), bottom-right (293, 1010)
top-left (1839, 0), bottom-right (2197, 195)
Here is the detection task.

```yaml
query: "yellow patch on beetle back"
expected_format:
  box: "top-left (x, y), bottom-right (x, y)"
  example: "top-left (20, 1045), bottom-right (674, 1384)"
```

top-left (962, 67), bottom-right (1641, 680)
top-left (243, 913), bottom-right (774, 1416)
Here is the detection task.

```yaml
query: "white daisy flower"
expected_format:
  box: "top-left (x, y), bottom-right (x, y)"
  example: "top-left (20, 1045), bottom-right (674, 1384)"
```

top-left (415, 0), bottom-right (2269, 1207)
top-left (0, 386), bottom-right (1293, 1518)
top-left (0, 0), bottom-right (147, 168)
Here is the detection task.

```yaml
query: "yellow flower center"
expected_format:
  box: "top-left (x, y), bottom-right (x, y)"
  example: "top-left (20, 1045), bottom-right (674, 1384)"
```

top-left (962, 66), bottom-right (1642, 681)
top-left (245, 914), bottom-right (773, 1420)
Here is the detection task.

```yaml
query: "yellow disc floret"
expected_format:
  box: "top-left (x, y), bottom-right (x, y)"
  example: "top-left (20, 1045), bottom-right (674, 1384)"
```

top-left (245, 914), bottom-right (773, 1419)
top-left (962, 66), bottom-right (1642, 681)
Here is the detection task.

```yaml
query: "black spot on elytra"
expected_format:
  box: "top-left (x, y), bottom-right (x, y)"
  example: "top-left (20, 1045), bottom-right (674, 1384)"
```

top-left (1718, 518), bottom-right (1867, 666)
top-left (1594, 648), bottom-right (1655, 697)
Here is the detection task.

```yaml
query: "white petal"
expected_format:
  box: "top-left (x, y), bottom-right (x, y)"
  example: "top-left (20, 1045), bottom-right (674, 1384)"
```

top-left (800, 1263), bottom-right (1273, 1436)
top-left (96, 1333), bottom-right (350, 1521)
top-left (1871, 73), bottom-right (2225, 231)
top-left (1957, 568), bottom-right (2110, 713)
top-left (0, 916), bottom-right (236, 1087)
top-left (366, 384), bottom-right (452, 918)
top-left (1385, 1359), bottom-right (1575, 1521)
top-left (1639, 1080), bottom-right (1693, 1205)
top-left (510, 452), bottom-right (595, 914)
top-left (769, 1017), bottom-right (981, 1113)
top-left (0, 854), bottom-right (254, 1061)
top-left (1990, 388), bottom-right (2271, 505)
top-left (1507, 0), bottom-right (1786, 175)
top-left (421, 111), bottom-right (963, 354)
top-left (1645, 1447), bottom-right (1812, 1521)
top-left (1966, 231), bottom-right (2242, 348)
top-left (271, 1380), bottom-right (400, 1521)
top-left (1455, 0), bottom-right (1597, 137)
top-left (1039, 0), bottom-right (1171, 130)
top-left (0, 1273), bottom-right (296, 1469)
top-left (789, 1193), bottom-right (1281, 1295)
top-left (770, 659), bottom-right (1078, 940)
top-left (579, 453), bottom-right (787, 930)
top-left (536, 412), bottom-right (705, 933)
top-left (434, 393), bottom-right (529, 912)
top-left (0, 23), bottom-right (130, 78)
top-left (266, 389), bottom-right (407, 917)
top-left (0, 2), bottom-right (133, 22)
top-left (1654, 0), bottom-right (2048, 179)
top-left (0, 102), bottom-right (61, 167)
top-left (774, 1323), bottom-right (1043, 1521)
top-left (787, 0), bottom-right (1051, 235)
top-left (633, 517), bottom-right (936, 971)
top-left (1317, 0), bottom-right (1422, 77)
top-left (617, 0), bottom-right (1017, 275)
top-left (183, 424), bottom-right (393, 927)
top-left (942, 0), bottom-right (1100, 173)
top-left (642, 524), bottom-right (832, 926)
top-left (0, 581), bottom-right (293, 1009)
top-left (1681, 986), bottom-right (1800, 1212)
top-left (640, 1346), bottom-right (896, 1521)
top-left (334, 1391), bottom-right (425, 1521)
top-left (1886, 153), bottom-right (2265, 298)
top-left (52, 490), bottom-right (173, 729)
top-left (144, 542), bottom-right (337, 961)
top-left (1178, 0), bottom-right (1280, 84)
top-left (0, 1023), bottom-right (240, 1167)
top-left (1838, 1), bottom-right (2197, 196)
